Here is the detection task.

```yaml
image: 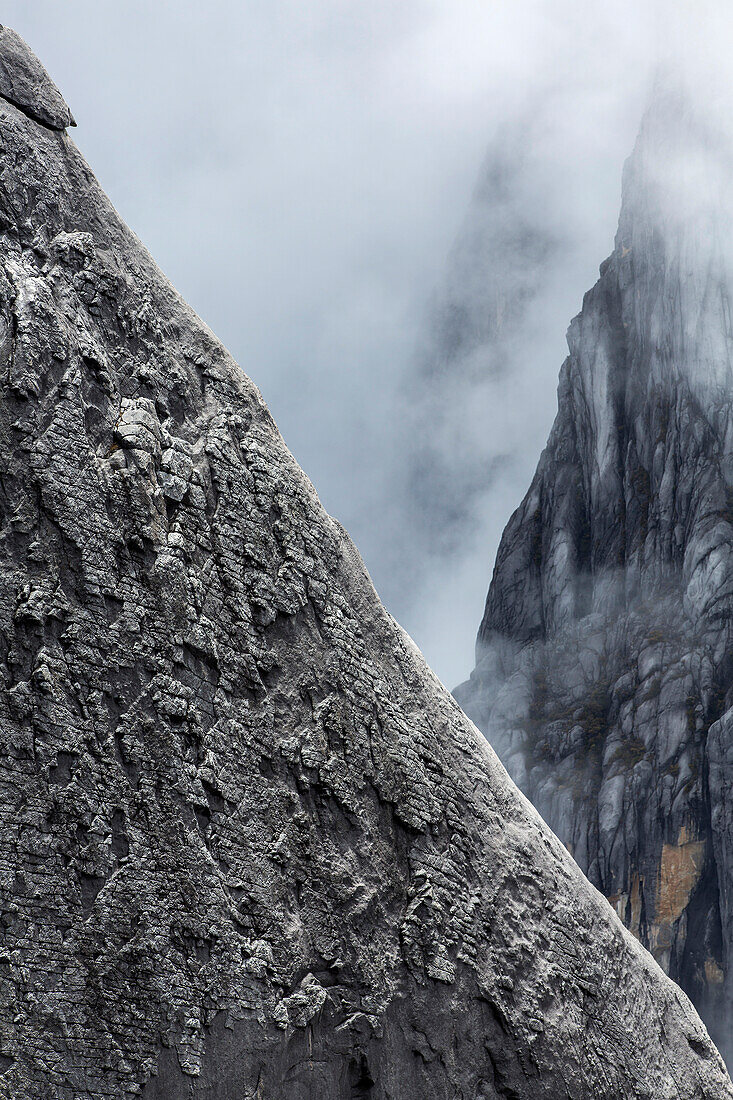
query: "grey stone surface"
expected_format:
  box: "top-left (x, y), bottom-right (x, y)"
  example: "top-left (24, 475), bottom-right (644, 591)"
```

top-left (0, 33), bottom-right (729, 1100)
top-left (0, 25), bottom-right (74, 130)
top-left (458, 84), bottom-right (733, 1064)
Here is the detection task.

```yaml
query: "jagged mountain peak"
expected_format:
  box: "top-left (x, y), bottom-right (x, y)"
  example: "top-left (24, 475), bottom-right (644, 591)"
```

top-left (458, 77), bottom-right (733, 1066)
top-left (618, 76), bottom-right (733, 265)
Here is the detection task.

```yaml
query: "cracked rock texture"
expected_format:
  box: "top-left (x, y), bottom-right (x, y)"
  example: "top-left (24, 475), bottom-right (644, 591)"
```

top-left (0, 31), bottom-right (730, 1100)
top-left (458, 85), bottom-right (733, 1065)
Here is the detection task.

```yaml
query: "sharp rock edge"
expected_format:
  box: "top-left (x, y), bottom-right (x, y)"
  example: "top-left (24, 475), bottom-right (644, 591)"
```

top-left (458, 81), bottom-right (733, 1069)
top-left (0, 26), bottom-right (74, 131)
top-left (0, 30), bottom-right (728, 1100)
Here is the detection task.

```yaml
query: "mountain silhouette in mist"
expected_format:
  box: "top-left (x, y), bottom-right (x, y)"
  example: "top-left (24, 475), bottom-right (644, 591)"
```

top-left (458, 78), bottom-right (733, 1065)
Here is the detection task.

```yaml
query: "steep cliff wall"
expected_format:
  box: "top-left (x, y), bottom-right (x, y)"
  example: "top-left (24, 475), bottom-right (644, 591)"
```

top-left (458, 84), bottom-right (733, 1063)
top-left (0, 31), bottom-right (729, 1099)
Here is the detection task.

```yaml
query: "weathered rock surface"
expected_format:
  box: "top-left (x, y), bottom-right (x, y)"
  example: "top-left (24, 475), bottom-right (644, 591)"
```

top-left (458, 84), bottom-right (733, 1064)
top-left (0, 33), bottom-right (729, 1099)
top-left (0, 26), bottom-right (74, 131)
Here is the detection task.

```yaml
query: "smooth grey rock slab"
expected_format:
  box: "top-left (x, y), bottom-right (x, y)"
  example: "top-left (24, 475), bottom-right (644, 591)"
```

top-left (0, 32), bottom-right (728, 1100)
top-left (0, 25), bottom-right (74, 129)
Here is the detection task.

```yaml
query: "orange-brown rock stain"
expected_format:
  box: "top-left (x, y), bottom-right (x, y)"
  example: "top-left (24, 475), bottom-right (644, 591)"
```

top-left (704, 958), bottom-right (725, 984)
top-left (607, 826), bottom-right (707, 974)
top-left (647, 824), bottom-right (705, 967)
top-left (655, 824), bottom-right (705, 926)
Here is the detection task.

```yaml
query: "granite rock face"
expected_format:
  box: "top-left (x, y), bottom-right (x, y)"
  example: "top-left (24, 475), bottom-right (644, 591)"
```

top-left (458, 86), bottom-right (733, 1064)
top-left (0, 31), bottom-right (730, 1099)
top-left (0, 25), bottom-right (74, 131)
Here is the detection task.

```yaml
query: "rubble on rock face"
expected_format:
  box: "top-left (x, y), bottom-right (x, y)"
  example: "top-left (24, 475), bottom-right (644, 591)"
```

top-left (458, 85), bottom-right (733, 1065)
top-left (0, 31), bottom-right (729, 1099)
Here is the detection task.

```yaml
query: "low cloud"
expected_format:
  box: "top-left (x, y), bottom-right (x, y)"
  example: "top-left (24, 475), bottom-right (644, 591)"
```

top-left (4, 0), bottom-right (731, 685)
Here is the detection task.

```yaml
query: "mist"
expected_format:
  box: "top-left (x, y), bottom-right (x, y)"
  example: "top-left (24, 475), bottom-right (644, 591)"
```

top-left (2, 1), bottom-right (726, 688)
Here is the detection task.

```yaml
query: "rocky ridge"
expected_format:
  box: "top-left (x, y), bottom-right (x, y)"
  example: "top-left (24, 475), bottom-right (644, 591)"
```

top-left (0, 31), bottom-right (729, 1100)
top-left (458, 84), bottom-right (733, 1064)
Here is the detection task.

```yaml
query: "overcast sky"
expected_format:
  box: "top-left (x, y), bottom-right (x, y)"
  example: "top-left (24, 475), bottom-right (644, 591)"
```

top-left (3, 1), bottom-right (715, 687)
